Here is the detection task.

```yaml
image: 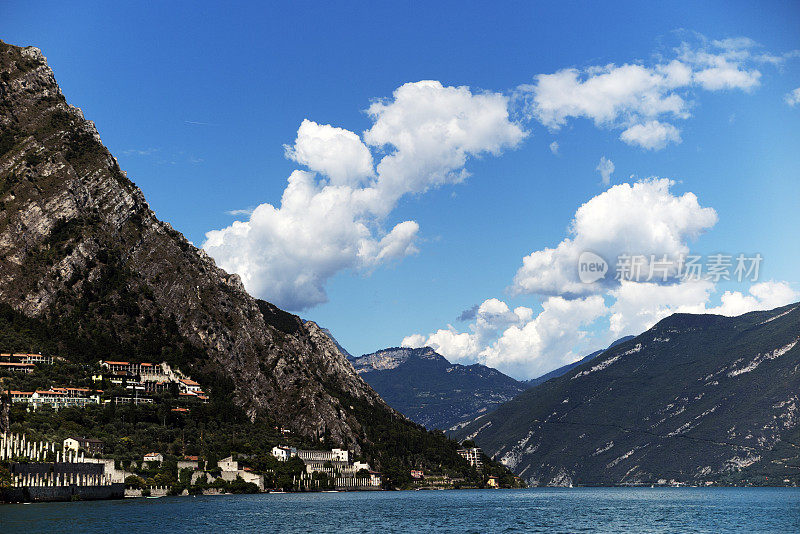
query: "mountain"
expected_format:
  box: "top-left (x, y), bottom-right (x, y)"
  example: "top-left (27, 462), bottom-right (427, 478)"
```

top-left (351, 347), bottom-right (527, 430)
top-left (525, 336), bottom-right (635, 387)
top-left (0, 41), bottom-right (497, 479)
top-left (456, 304), bottom-right (800, 487)
top-left (320, 327), bottom-right (353, 358)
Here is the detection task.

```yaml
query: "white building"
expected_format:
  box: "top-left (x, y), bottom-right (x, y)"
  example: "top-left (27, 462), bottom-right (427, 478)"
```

top-left (297, 448), bottom-right (350, 463)
top-left (11, 389), bottom-right (102, 410)
top-left (143, 452), bottom-right (164, 465)
top-left (177, 456), bottom-right (200, 470)
top-left (457, 447), bottom-right (483, 470)
top-left (271, 445), bottom-right (297, 462)
top-left (218, 455), bottom-right (239, 472)
top-left (178, 378), bottom-right (201, 393)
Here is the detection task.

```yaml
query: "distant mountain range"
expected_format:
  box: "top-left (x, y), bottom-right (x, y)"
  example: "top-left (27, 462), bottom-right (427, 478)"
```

top-left (456, 303), bottom-right (800, 487)
top-left (350, 347), bottom-right (528, 430)
top-left (348, 337), bottom-right (636, 431)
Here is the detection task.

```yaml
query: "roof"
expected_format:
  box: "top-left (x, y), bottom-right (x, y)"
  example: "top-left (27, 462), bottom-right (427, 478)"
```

top-left (171, 407), bottom-right (189, 412)
top-left (140, 362), bottom-right (153, 367)
top-left (35, 390), bottom-right (65, 395)
top-left (0, 362), bottom-right (35, 367)
top-left (179, 378), bottom-right (200, 386)
top-left (102, 361), bottom-right (131, 365)
top-left (144, 452), bottom-right (162, 458)
top-left (183, 455), bottom-right (199, 461)
top-left (9, 390), bottom-right (33, 396)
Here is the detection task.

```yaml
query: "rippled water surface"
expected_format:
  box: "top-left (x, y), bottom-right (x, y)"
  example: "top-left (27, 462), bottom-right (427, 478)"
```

top-left (2, 488), bottom-right (799, 533)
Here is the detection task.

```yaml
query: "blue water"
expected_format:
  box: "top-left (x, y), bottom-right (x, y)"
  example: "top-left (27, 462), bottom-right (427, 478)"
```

top-left (1, 488), bottom-right (799, 533)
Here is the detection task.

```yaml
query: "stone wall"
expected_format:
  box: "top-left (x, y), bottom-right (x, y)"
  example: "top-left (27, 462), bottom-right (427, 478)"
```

top-left (1, 483), bottom-right (124, 503)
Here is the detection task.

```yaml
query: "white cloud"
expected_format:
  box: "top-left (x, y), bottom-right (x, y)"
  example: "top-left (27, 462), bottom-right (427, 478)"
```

top-left (703, 280), bottom-right (799, 317)
top-left (480, 296), bottom-right (607, 378)
top-left (596, 156), bottom-right (614, 184)
top-left (620, 120), bottom-right (682, 150)
top-left (549, 141), bottom-right (559, 155)
top-left (225, 207), bottom-right (255, 217)
top-left (520, 36), bottom-right (786, 150)
top-left (363, 81), bottom-right (526, 211)
top-left (512, 178), bottom-right (718, 297)
top-left (284, 119), bottom-right (374, 187)
top-left (607, 279), bottom-right (715, 337)
top-left (607, 279), bottom-right (799, 338)
top-left (786, 88), bottom-right (800, 107)
top-left (521, 61), bottom-right (690, 132)
top-left (402, 177), bottom-right (798, 380)
top-left (204, 81), bottom-right (525, 310)
top-left (677, 41), bottom-right (761, 91)
top-left (405, 277), bottom-right (798, 380)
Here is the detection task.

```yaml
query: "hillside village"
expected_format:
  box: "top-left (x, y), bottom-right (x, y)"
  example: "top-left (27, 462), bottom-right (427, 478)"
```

top-left (1, 353), bottom-right (208, 410)
top-left (1, 349), bottom-right (516, 500)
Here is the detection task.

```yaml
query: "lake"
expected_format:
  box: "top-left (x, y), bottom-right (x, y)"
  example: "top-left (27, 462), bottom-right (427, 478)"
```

top-left (2, 488), bottom-right (799, 533)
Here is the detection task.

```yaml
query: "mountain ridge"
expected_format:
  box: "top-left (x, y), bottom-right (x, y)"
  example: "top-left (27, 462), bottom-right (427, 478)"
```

top-left (525, 336), bottom-right (636, 387)
top-left (0, 41), bottom-right (499, 478)
top-left (351, 346), bottom-right (527, 430)
top-left (455, 303), bottom-right (800, 486)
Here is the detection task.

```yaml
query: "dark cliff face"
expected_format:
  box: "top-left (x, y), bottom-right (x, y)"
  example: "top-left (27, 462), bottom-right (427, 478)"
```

top-left (0, 41), bottom-right (396, 450)
top-left (456, 304), bottom-right (800, 487)
top-left (352, 347), bottom-right (528, 430)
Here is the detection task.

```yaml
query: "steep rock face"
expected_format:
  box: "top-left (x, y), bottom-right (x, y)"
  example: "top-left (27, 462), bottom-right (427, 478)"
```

top-left (352, 347), bottom-right (527, 430)
top-left (456, 304), bottom-right (800, 486)
top-left (0, 41), bottom-right (395, 450)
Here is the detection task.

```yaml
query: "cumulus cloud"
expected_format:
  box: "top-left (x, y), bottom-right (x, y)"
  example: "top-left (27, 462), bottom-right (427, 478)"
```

top-left (519, 36), bottom-right (788, 150)
top-left (596, 156), bottom-right (614, 184)
top-left (607, 279), bottom-right (799, 338)
top-left (786, 88), bottom-right (800, 107)
top-left (512, 178), bottom-right (718, 297)
top-left (620, 120), bottom-right (681, 150)
top-left (405, 277), bottom-right (798, 379)
top-left (403, 179), bottom-right (798, 379)
top-left (480, 296), bottom-right (607, 378)
top-left (549, 141), bottom-right (559, 155)
top-left (284, 119), bottom-right (374, 187)
top-left (204, 81), bottom-right (525, 310)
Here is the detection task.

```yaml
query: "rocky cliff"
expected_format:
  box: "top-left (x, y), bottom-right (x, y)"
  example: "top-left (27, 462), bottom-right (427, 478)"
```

top-left (0, 41), bottom-right (397, 451)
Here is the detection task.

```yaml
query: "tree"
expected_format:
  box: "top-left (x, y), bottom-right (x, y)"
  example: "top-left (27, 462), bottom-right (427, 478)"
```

top-left (124, 475), bottom-right (146, 489)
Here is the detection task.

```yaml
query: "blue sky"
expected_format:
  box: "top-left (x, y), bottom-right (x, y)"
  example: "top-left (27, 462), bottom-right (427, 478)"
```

top-left (4, 1), bottom-right (799, 378)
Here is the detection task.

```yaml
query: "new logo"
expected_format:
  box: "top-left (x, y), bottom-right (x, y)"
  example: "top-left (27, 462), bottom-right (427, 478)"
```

top-left (578, 251), bottom-right (608, 283)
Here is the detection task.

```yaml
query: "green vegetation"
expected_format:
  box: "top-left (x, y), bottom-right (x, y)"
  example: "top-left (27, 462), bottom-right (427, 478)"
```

top-left (1, 299), bottom-right (520, 490)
